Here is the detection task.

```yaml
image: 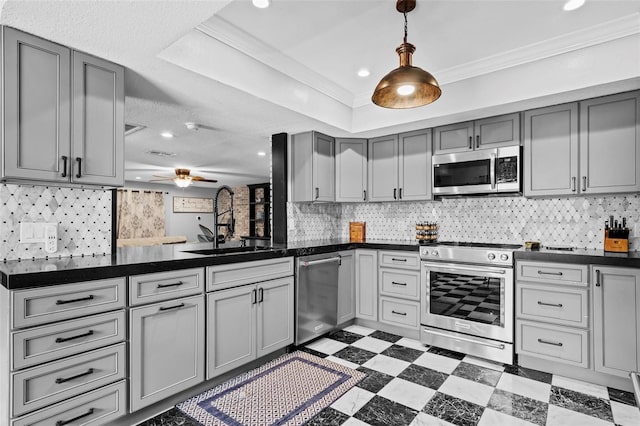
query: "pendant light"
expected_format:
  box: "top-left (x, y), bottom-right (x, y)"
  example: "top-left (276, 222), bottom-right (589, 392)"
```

top-left (372, 0), bottom-right (441, 109)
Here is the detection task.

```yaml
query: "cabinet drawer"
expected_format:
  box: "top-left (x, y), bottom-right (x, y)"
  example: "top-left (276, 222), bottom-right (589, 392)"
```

top-left (207, 257), bottom-right (294, 291)
top-left (129, 268), bottom-right (204, 305)
top-left (516, 320), bottom-right (588, 368)
top-left (516, 284), bottom-right (588, 328)
top-left (12, 343), bottom-right (126, 417)
top-left (517, 261), bottom-right (587, 286)
top-left (12, 380), bottom-right (126, 426)
top-left (12, 311), bottom-right (126, 370)
top-left (379, 269), bottom-right (420, 300)
top-left (378, 251), bottom-right (420, 270)
top-left (379, 297), bottom-right (420, 329)
top-left (12, 278), bottom-right (126, 329)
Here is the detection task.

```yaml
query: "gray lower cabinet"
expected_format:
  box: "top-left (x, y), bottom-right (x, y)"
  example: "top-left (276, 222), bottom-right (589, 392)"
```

top-left (337, 250), bottom-right (355, 324)
top-left (207, 276), bottom-right (294, 379)
top-left (355, 249), bottom-right (378, 321)
top-left (129, 295), bottom-right (205, 412)
top-left (592, 265), bottom-right (640, 378)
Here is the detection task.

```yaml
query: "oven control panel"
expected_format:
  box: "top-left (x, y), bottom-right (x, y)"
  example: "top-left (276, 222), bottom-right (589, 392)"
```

top-left (420, 245), bottom-right (514, 266)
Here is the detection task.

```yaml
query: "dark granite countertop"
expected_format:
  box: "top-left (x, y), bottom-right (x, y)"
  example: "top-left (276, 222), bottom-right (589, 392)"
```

top-left (514, 246), bottom-right (640, 268)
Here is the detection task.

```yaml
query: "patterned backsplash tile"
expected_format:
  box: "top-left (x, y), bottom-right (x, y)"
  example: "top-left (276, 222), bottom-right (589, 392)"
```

top-left (0, 184), bottom-right (112, 261)
top-left (288, 194), bottom-right (640, 250)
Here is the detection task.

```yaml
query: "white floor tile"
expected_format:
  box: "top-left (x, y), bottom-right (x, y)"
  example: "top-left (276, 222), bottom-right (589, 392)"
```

top-left (330, 386), bottom-right (375, 416)
top-left (438, 375), bottom-right (494, 407)
top-left (551, 375), bottom-right (610, 400)
top-left (546, 404), bottom-right (615, 426)
top-left (325, 355), bottom-right (359, 370)
top-left (610, 400), bottom-right (640, 426)
top-left (351, 336), bottom-right (394, 353)
top-left (343, 324), bottom-right (376, 336)
top-left (341, 417), bottom-right (371, 426)
top-left (496, 372), bottom-right (551, 403)
top-left (478, 408), bottom-right (538, 426)
top-left (377, 377), bottom-right (436, 411)
top-left (395, 337), bottom-right (429, 351)
top-left (410, 412), bottom-right (456, 426)
top-left (462, 355), bottom-right (505, 372)
top-left (361, 354), bottom-right (410, 376)
top-left (305, 337), bottom-right (348, 355)
top-left (413, 351), bottom-right (461, 374)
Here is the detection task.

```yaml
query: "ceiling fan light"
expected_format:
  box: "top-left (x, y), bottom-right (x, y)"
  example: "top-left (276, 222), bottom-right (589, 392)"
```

top-left (175, 177), bottom-right (192, 188)
top-left (252, 0), bottom-right (270, 8)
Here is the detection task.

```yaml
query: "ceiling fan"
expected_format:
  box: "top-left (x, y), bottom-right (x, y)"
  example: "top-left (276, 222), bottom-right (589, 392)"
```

top-left (150, 168), bottom-right (218, 188)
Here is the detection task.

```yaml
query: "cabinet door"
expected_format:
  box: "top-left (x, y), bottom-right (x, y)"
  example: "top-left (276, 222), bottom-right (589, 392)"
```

top-left (2, 27), bottom-right (70, 182)
top-left (129, 295), bottom-right (205, 412)
top-left (433, 121), bottom-right (473, 154)
top-left (206, 285), bottom-right (256, 378)
top-left (71, 52), bottom-right (124, 186)
top-left (368, 135), bottom-right (398, 202)
top-left (398, 129), bottom-right (432, 201)
top-left (580, 91), bottom-right (640, 194)
top-left (523, 103), bottom-right (579, 196)
top-left (475, 113), bottom-right (520, 150)
top-left (355, 249), bottom-right (378, 321)
top-left (335, 138), bottom-right (367, 202)
top-left (256, 277), bottom-right (294, 358)
top-left (337, 250), bottom-right (355, 324)
top-left (592, 266), bottom-right (640, 378)
top-left (313, 132), bottom-right (335, 201)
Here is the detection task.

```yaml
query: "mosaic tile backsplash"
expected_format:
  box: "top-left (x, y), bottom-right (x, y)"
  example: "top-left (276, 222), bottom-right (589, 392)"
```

top-left (0, 184), bottom-right (112, 261)
top-left (288, 194), bottom-right (640, 250)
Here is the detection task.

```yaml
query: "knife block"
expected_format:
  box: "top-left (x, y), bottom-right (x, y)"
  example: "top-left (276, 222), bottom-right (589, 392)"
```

top-left (604, 229), bottom-right (629, 253)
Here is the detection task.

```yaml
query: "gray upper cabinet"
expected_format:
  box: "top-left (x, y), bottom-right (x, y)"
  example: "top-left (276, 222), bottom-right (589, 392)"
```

top-left (434, 113), bottom-right (520, 154)
top-left (524, 103), bottom-right (579, 196)
top-left (368, 129), bottom-right (431, 202)
top-left (1, 27), bottom-right (124, 187)
top-left (290, 131), bottom-right (335, 202)
top-left (579, 91), bottom-right (640, 195)
top-left (335, 138), bottom-right (367, 202)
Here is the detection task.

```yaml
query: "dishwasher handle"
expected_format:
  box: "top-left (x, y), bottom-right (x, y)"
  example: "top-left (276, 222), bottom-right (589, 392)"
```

top-left (300, 256), bottom-right (341, 267)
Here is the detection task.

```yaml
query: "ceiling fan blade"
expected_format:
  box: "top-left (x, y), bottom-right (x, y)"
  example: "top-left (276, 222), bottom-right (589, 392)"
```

top-left (152, 174), bottom-right (175, 179)
top-left (149, 178), bottom-right (176, 182)
top-left (191, 176), bottom-right (218, 183)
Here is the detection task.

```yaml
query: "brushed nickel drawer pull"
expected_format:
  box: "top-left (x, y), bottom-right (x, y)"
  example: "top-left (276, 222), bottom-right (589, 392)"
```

top-left (61, 155), bottom-right (68, 178)
top-left (157, 281), bottom-right (184, 289)
top-left (391, 281), bottom-right (407, 286)
top-left (537, 301), bottom-right (563, 308)
top-left (537, 270), bottom-right (563, 276)
top-left (595, 269), bottom-right (601, 287)
top-left (391, 258), bottom-right (407, 262)
top-left (537, 338), bottom-right (563, 347)
top-left (258, 287), bottom-right (264, 303)
top-left (75, 157), bottom-right (82, 179)
top-left (159, 303), bottom-right (185, 311)
top-left (55, 330), bottom-right (94, 343)
top-left (391, 310), bottom-right (407, 316)
top-left (55, 368), bottom-right (94, 384)
top-left (56, 408), bottom-right (95, 426)
top-left (56, 295), bottom-right (94, 305)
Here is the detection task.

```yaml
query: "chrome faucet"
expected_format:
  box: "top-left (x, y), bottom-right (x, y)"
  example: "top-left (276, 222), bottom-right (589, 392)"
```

top-left (213, 185), bottom-right (235, 248)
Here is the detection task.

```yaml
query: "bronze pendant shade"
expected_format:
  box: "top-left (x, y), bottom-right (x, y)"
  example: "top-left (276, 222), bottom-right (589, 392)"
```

top-left (372, 0), bottom-right (441, 109)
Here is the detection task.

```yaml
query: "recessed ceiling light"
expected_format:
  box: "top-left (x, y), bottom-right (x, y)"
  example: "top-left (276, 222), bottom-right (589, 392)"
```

top-left (160, 131), bottom-right (174, 138)
top-left (257, 151), bottom-right (267, 156)
top-left (252, 0), bottom-right (270, 8)
top-left (357, 68), bottom-right (370, 77)
top-left (135, 176), bottom-right (141, 180)
top-left (563, 0), bottom-right (585, 11)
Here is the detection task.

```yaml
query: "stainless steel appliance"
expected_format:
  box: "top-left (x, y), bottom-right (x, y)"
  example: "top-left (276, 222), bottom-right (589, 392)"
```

top-left (432, 145), bottom-right (521, 196)
top-left (295, 253), bottom-right (341, 345)
top-left (420, 242), bottom-right (520, 364)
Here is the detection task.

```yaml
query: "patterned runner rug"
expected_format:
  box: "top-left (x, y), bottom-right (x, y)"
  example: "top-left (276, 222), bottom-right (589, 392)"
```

top-left (176, 351), bottom-right (365, 426)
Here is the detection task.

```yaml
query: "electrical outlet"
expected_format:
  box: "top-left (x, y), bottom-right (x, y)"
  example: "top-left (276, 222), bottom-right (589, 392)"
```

top-left (633, 222), bottom-right (640, 237)
top-left (44, 224), bottom-right (58, 253)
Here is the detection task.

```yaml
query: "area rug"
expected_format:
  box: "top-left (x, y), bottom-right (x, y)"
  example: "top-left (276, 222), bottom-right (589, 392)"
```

top-left (176, 350), bottom-right (365, 426)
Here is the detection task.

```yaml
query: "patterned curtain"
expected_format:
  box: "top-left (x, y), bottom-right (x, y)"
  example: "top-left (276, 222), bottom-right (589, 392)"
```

top-left (116, 189), bottom-right (166, 239)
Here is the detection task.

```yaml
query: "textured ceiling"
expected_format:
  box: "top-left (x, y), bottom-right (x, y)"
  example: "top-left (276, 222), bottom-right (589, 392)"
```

top-left (1, 0), bottom-right (639, 187)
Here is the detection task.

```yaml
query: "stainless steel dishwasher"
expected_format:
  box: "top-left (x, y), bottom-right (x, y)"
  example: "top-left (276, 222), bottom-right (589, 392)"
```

top-left (295, 253), bottom-right (341, 345)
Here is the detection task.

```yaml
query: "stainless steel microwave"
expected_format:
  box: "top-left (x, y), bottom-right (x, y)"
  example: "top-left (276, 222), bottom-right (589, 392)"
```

top-left (432, 145), bottom-right (521, 196)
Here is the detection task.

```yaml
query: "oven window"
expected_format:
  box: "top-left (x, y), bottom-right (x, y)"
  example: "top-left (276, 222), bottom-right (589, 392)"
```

top-left (433, 159), bottom-right (491, 188)
top-left (429, 271), bottom-right (503, 326)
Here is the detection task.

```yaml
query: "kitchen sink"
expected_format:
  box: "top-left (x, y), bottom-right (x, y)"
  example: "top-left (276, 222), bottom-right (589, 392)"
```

top-left (182, 245), bottom-right (271, 256)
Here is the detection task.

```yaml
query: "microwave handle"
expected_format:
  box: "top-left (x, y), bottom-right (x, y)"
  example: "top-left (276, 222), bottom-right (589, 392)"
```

top-left (490, 153), bottom-right (496, 190)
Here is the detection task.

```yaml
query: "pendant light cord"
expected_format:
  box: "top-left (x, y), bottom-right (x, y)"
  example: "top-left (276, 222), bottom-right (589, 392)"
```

top-left (403, 9), bottom-right (408, 43)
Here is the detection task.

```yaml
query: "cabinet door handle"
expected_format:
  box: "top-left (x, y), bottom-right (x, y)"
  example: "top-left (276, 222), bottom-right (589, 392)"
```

top-left (252, 289), bottom-right (257, 304)
top-left (582, 176), bottom-right (587, 191)
top-left (363, 189), bottom-right (367, 201)
top-left (595, 269), bottom-right (601, 287)
top-left (258, 287), bottom-right (264, 303)
top-left (391, 310), bottom-right (407, 316)
top-left (157, 281), bottom-right (183, 289)
top-left (571, 177), bottom-right (576, 192)
top-left (55, 330), bottom-right (94, 343)
top-left (56, 295), bottom-right (94, 305)
top-left (55, 368), bottom-right (94, 384)
top-left (468, 136), bottom-right (473, 149)
top-left (476, 135), bottom-right (480, 148)
top-left (537, 270), bottom-right (563, 276)
top-left (159, 303), bottom-right (185, 311)
top-left (393, 188), bottom-right (397, 200)
top-left (61, 156), bottom-right (68, 178)
top-left (537, 338), bottom-right (563, 347)
top-left (75, 157), bottom-right (82, 179)
top-left (315, 187), bottom-right (319, 200)
top-left (391, 281), bottom-right (407, 286)
top-left (399, 188), bottom-right (403, 199)
top-left (537, 301), bottom-right (563, 308)
top-left (56, 408), bottom-right (95, 426)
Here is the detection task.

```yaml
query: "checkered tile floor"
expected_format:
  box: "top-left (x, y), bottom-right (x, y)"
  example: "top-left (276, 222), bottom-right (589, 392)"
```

top-left (301, 325), bottom-right (640, 426)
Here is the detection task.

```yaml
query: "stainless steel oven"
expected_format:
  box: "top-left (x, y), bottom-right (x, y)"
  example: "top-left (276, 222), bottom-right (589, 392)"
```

top-left (420, 243), bottom-right (518, 364)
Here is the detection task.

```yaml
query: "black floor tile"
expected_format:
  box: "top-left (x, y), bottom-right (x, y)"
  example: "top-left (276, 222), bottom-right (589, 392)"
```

top-left (503, 364), bottom-right (553, 384)
top-left (136, 407), bottom-right (200, 426)
top-left (369, 330), bottom-right (403, 343)
top-left (306, 407), bottom-right (350, 425)
top-left (398, 363), bottom-right (448, 390)
top-left (327, 329), bottom-right (364, 345)
top-left (333, 346), bottom-right (377, 364)
top-left (550, 385), bottom-right (614, 423)
top-left (353, 395), bottom-right (418, 426)
top-left (380, 344), bottom-right (424, 363)
top-left (422, 392), bottom-right (484, 426)
top-left (356, 366), bottom-right (395, 393)
top-left (608, 386), bottom-right (638, 407)
top-left (452, 362), bottom-right (502, 387)
top-left (427, 346), bottom-right (466, 360)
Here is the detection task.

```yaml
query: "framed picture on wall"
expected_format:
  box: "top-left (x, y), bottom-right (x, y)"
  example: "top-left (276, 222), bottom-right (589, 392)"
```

top-left (173, 196), bottom-right (214, 213)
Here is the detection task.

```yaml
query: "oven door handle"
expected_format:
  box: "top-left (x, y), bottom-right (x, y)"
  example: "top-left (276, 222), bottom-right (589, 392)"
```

top-left (424, 263), bottom-right (507, 275)
top-left (490, 152), bottom-right (496, 190)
